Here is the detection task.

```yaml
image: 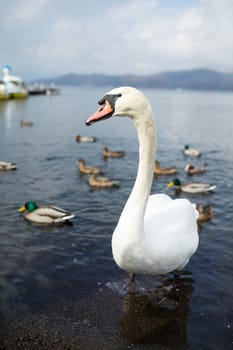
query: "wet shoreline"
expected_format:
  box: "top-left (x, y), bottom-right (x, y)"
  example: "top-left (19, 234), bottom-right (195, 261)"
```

top-left (1, 279), bottom-right (192, 350)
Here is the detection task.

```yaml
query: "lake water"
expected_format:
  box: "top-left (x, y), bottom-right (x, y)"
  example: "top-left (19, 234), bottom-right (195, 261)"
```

top-left (0, 86), bottom-right (233, 349)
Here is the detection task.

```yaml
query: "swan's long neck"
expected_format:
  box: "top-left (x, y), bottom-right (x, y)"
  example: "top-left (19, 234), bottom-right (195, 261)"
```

top-left (114, 106), bottom-right (156, 239)
top-left (130, 113), bottom-right (156, 206)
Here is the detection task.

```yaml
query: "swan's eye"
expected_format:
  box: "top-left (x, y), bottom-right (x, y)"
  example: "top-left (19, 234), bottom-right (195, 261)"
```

top-left (98, 93), bottom-right (122, 106)
top-left (98, 97), bottom-right (106, 105)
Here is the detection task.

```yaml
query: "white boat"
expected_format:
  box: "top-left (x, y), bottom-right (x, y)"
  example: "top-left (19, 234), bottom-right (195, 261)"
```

top-left (1, 65), bottom-right (28, 99)
top-left (0, 78), bottom-right (9, 100)
top-left (27, 82), bottom-right (60, 96)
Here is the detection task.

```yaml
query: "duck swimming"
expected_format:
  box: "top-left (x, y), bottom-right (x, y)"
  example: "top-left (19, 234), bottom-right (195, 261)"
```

top-left (196, 204), bottom-right (213, 223)
top-left (154, 160), bottom-right (177, 176)
top-left (88, 174), bottom-right (120, 188)
top-left (185, 163), bottom-right (206, 176)
top-left (75, 134), bottom-right (96, 142)
top-left (77, 159), bottom-right (102, 175)
top-left (183, 145), bottom-right (201, 157)
top-left (20, 120), bottom-right (33, 127)
top-left (0, 161), bottom-right (17, 170)
top-left (102, 146), bottom-right (125, 158)
top-left (18, 201), bottom-right (75, 224)
top-left (167, 178), bottom-right (216, 194)
top-left (85, 86), bottom-right (198, 281)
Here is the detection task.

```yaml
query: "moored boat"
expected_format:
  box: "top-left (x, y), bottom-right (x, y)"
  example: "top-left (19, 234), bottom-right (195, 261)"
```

top-left (1, 65), bottom-right (28, 99)
top-left (27, 83), bottom-right (60, 96)
top-left (0, 78), bottom-right (9, 101)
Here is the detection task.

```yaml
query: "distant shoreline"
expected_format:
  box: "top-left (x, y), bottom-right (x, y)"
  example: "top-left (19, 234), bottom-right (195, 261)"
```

top-left (29, 68), bottom-right (233, 92)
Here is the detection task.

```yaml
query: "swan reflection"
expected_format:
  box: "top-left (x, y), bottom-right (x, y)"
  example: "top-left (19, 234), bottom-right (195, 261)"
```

top-left (118, 272), bottom-right (194, 347)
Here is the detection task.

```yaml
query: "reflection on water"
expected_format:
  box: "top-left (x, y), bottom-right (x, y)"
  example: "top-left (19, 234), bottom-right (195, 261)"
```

top-left (119, 273), bottom-right (194, 347)
top-left (0, 99), bottom-right (28, 129)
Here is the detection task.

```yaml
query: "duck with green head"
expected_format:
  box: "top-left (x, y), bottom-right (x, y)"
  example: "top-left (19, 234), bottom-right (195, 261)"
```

top-left (167, 178), bottom-right (216, 194)
top-left (18, 201), bottom-right (75, 225)
top-left (183, 145), bottom-right (201, 157)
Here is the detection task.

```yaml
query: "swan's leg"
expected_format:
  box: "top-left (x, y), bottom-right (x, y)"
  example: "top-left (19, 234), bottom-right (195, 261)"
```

top-left (173, 269), bottom-right (181, 279)
top-left (172, 269), bottom-right (181, 289)
top-left (130, 272), bottom-right (136, 283)
top-left (129, 272), bottom-right (136, 294)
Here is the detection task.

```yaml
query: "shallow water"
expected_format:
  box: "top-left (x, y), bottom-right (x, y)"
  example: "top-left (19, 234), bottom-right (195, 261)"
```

top-left (0, 87), bottom-right (233, 349)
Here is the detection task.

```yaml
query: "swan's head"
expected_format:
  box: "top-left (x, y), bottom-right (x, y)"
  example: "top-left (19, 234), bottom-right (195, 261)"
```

top-left (85, 86), bottom-right (152, 126)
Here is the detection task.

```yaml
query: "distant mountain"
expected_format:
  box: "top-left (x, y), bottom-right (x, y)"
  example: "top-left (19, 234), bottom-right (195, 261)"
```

top-left (34, 69), bottom-right (233, 91)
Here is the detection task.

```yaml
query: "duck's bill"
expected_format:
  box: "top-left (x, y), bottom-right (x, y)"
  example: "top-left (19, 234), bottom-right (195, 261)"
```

top-left (166, 181), bottom-right (174, 188)
top-left (85, 100), bottom-right (113, 126)
top-left (18, 206), bottom-right (26, 212)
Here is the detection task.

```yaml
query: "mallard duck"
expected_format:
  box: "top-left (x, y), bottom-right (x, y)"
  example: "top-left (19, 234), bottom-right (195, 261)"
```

top-left (85, 87), bottom-right (198, 283)
top-left (88, 174), bottom-right (120, 188)
top-left (20, 120), bottom-right (33, 127)
top-left (184, 163), bottom-right (206, 175)
top-left (183, 145), bottom-right (201, 157)
top-left (154, 160), bottom-right (177, 175)
top-left (196, 204), bottom-right (213, 222)
top-left (0, 161), bottom-right (17, 170)
top-left (167, 178), bottom-right (216, 194)
top-left (102, 147), bottom-right (125, 158)
top-left (75, 134), bottom-right (96, 142)
top-left (18, 201), bottom-right (75, 224)
top-left (77, 159), bottom-right (102, 175)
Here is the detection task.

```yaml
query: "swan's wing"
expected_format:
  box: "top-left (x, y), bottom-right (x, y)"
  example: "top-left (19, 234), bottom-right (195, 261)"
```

top-left (145, 195), bottom-right (198, 250)
top-left (144, 197), bottom-right (198, 271)
top-left (145, 193), bottom-right (172, 221)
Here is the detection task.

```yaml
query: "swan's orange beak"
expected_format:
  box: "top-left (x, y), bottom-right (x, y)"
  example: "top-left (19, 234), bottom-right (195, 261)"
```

top-left (86, 100), bottom-right (113, 126)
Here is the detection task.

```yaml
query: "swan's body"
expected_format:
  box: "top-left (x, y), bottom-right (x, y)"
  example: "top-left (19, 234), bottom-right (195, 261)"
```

top-left (85, 87), bottom-right (198, 276)
top-left (183, 145), bottom-right (201, 157)
top-left (18, 201), bottom-right (75, 224)
top-left (88, 174), bottom-right (119, 188)
top-left (167, 178), bottom-right (216, 194)
top-left (102, 146), bottom-right (125, 158)
top-left (154, 160), bottom-right (177, 175)
top-left (0, 161), bottom-right (17, 170)
top-left (77, 159), bottom-right (102, 175)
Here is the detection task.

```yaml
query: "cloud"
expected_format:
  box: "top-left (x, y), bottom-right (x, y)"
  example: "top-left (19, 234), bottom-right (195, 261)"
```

top-left (10, 0), bottom-right (50, 23)
top-left (1, 0), bottom-right (233, 79)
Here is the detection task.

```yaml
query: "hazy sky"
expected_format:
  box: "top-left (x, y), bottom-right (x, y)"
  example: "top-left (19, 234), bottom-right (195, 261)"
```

top-left (1, 0), bottom-right (232, 80)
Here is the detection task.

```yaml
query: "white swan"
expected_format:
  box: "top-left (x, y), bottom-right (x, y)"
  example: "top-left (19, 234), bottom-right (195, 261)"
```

top-left (86, 87), bottom-right (199, 278)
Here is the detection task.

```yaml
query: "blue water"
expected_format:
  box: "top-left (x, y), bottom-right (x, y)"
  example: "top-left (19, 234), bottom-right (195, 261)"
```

top-left (0, 87), bottom-right (233, 349)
